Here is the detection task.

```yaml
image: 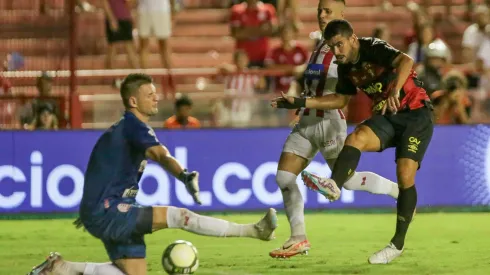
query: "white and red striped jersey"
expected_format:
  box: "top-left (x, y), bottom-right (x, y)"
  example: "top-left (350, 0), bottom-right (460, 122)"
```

top-left (298, 39), bottom-right (345, 120)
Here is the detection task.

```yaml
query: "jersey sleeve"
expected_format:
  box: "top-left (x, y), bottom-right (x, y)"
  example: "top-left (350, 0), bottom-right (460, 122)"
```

top-left (297, 45), bottom-right (309, 64)
top-left (230, 8), bottom-right (242, 28)
top-left (125, 121), bottom-right (161, 153)
top-left (268, 5), bottom-right (277, 22)
top-left (335, 66), bottom-right (357, 95)
top-left (366, 39), bottom-right (401, 67)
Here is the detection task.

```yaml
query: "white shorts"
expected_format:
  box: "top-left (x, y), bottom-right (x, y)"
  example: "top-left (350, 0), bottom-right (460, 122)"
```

top-left (282, 118), bottom-right (347, 161)
top-left (138, 12), bottom-right (172, 39)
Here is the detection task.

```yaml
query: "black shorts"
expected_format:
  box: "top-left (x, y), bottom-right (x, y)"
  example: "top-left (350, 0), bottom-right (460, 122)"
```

top-left (105, 19), bottom-right (133, 44)
top-left (361, 106), bottom-right (434, 166)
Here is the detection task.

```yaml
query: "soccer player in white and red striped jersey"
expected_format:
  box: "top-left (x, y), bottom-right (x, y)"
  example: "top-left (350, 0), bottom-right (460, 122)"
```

top-left (269, 0), bottom-right (399, 258)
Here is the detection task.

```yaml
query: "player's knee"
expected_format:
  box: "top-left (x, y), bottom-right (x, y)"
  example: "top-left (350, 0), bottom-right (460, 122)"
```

top-left (276, 170), bottom-right (297, 190)
top-left (166, 206), bottom-right (192, 229)
top-left (397, 166), bottom-right (416, 189)
top-left (344, 129), bottom-right (369, 151)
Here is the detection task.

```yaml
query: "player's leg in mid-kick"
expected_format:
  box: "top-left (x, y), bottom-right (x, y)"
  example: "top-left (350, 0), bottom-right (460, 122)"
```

top-left (302, 118), bottom-right (399, 200)
top-left (151, 206), bottom-right (277, 240)
top-left (28, 205), bottom-right (277, 275)
top-left (324, 158), bottom-right (399, 199)
top-left (270, 126), bottom-right (318, 258)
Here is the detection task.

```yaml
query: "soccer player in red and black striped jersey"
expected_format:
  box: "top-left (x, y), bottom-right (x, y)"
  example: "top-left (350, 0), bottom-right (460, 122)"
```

top-left (299, 19), bottom-right (434, 264)
top-left (269, 0), bottom-right (399, 259)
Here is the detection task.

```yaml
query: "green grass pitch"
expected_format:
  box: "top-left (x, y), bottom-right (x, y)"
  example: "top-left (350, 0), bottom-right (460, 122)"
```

top-left (2, 212), bottom-right (489, 275)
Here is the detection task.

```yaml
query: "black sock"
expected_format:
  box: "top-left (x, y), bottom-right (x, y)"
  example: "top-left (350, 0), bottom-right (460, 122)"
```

top-left (331, 145), bottom-right (361, 189)
top-left (391, 185), bottom-right (417, 250)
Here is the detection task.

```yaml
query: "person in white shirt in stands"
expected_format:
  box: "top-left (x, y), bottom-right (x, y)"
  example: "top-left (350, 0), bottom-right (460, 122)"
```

top-left (461, 5), bottom-right (489, 64)
top-left (137, 0), bottom-right (176, 69)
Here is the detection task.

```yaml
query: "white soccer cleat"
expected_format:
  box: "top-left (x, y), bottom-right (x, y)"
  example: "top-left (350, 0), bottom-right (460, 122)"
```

top-left (368, 243), bottom-right (404, 264)
top-left (301, 171), bottom-right (341, 201)
top-left (255, 208), bottom-right (278, 241)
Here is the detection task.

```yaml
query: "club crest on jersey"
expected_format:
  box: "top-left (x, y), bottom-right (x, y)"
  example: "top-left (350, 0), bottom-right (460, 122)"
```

top-left (117, 203), bottom-right (132, 213)
top-left (304, 64), bottom-right (324, 80)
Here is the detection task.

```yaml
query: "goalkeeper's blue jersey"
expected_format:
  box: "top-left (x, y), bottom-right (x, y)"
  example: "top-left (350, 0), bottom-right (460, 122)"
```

top-left (79, 111), bottom-right (160, 218)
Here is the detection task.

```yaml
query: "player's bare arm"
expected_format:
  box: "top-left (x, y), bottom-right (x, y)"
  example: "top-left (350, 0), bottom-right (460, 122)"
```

top-left (271, 91), bottom-right (350, 111)
top-left (385, 53), bottom-right (414, 114)
top-left (146, 145), bottom-right (202, 204)
top-left (145, 145), bottom-right (184, 178)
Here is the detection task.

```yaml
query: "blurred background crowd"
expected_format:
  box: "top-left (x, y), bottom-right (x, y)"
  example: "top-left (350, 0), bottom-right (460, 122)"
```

top-left (1, 0), bottom-right (490, 130)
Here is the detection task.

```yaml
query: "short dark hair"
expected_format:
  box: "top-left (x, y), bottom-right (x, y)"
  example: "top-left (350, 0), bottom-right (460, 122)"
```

top-left (323, 19), bottom-right (354, 41)
top-left (175, 95), bottom-right (193, 109)
top-left (120, 73), bottom-right (153, 109)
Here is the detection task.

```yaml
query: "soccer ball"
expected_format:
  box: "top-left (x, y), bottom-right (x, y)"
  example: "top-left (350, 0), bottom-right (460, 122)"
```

top-left (162, 240), bottom-right (199, 274)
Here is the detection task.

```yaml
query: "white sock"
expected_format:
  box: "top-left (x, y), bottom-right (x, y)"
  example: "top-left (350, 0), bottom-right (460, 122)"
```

top-left (166, 206), bottom-right (258, 238)
top-left (54, 261), bottom-right (85, 275)
top-left (84, 263), bottom-right (125, 275)
top-left (276, 170), bottom-right (305, 237)
top-left (344, 171), bottom-right (399, 199)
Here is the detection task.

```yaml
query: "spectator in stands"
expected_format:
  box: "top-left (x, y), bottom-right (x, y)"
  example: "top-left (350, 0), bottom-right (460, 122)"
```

top-left (25, 104), bottom-right (59, 131)
top-left (264, 23), bottom-right (307, 125)
top-left (163, 94), bottom-right (201, 129)
top-left (416, 38), bottom-right (452, 95)
top-left (407, 23), bottom-right (436, 64)
top-left (276, 0), bottom-right (302, 31)
top-left (213, 50), bottom-right (266, 127)
top-left (462, 5), bottom-right (489, 64)
top-left (372, 23), bottom-right (391, 43)
top-left (137, 0), bottom-right (176, 70)
top-left (230, 0), bottom-right (277, 68)
top-left (431, 70), bottom-right (472, 124)
top-left (403, 1), bottom-right (442, 51)
top-left (20, 72), bottom-right (59, 129)
top-left (265, 23), bottom-right (308, 94)
top-left (102, 0), bottom-right (139, 69)
top-left (0, 75), bottom-right (12, 95)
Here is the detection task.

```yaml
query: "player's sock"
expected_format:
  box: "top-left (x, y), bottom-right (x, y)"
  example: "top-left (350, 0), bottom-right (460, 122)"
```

top-left (166, 206), bottom-right (258, 238)
top-left (84, 263), bottom-right (125, 275)
top-left (390, 185), bottom-right (417, 250)
top-left (343, 171), bottom-right (399, 199)
top-left (331, 145), bottom-right (361, 189)
top-left (276, 170), bottom-right (305, 238)
top-left (52, 261), bottom-right (86, 275)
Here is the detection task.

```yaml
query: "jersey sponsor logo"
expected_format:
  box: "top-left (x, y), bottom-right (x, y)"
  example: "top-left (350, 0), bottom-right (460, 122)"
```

top-left (365, 82), bottom-right (384, 95)
top-left (304, 64), bottom-right (324, 80)
top-left (373, 100), bottom-right (386, 112)
top-left (122, 187), bottom-right (139, 198)
top-left (138, 160), bottom-right (148, 173)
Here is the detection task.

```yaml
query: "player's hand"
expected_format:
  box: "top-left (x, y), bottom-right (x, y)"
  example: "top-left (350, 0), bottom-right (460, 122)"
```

top-left (271, 92), bottom-right (305, 109)
top-left (383, 88), bottom-right (400, 115)
top-left (179, 170), bottom-right (202, 205)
